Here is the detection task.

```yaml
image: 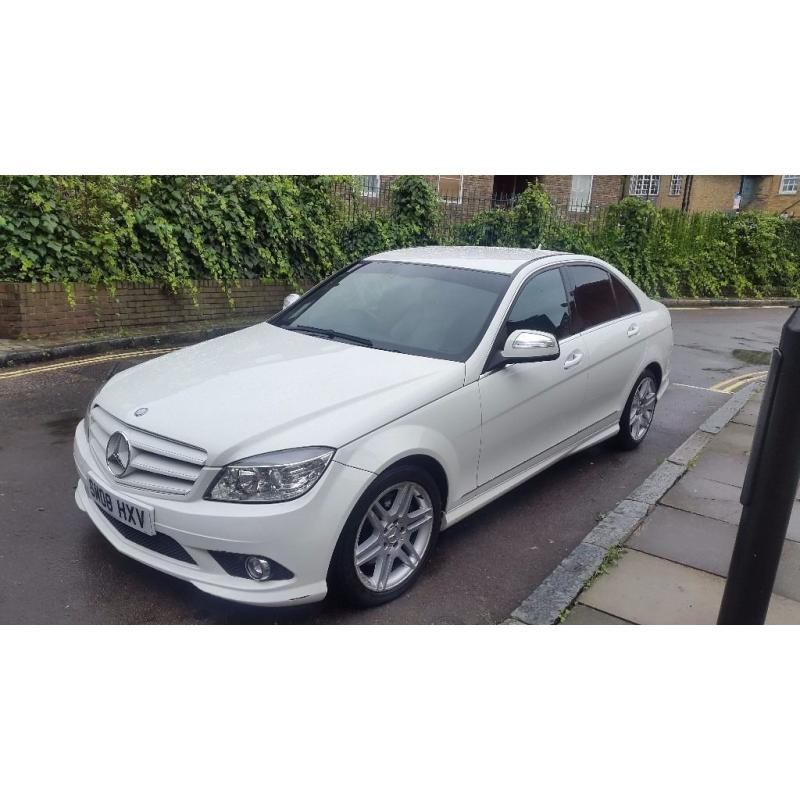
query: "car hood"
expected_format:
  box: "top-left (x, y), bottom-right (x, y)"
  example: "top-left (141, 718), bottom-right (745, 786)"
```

top-left (96, 323), bottom-right (466, 464)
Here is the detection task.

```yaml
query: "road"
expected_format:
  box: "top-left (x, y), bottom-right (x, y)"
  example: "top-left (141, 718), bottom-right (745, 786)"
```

top-left (0, 308), bottom-right (791, 623)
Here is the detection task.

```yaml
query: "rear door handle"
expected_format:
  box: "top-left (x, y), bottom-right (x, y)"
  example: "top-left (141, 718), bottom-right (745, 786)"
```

top-left (627, 323), bottom-right (640, 337)
top-left (563, 350), bottom-right (584, 369)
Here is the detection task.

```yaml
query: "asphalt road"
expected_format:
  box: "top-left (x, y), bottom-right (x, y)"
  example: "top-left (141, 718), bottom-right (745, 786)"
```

top-left (0, 308), bottom-right (791, 624)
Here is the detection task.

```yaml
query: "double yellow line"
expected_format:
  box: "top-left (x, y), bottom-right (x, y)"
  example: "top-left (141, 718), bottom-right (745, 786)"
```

top-left (709, 370), bottom-right (770, 394)
top-left (0, 347), bottom-right (175, 381)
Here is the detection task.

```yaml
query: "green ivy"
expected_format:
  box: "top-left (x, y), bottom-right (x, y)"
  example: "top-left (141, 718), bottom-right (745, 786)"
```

top-left (0, 175), bottom-right (346, 296)
top-left (1, 176), bottom-right (798, 299)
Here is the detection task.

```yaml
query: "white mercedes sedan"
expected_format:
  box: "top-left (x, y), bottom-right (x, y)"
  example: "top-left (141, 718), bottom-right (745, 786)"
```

top-left (73, 246), bottom-right (672, 607)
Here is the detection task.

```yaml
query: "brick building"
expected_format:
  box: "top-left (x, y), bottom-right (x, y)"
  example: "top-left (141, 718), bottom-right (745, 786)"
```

top-left (358, 175), bottom-right (626, 211)
top-left (359, 175), bottom-right (799, 218)
top-left (622, 174), bottom-right (800, 217)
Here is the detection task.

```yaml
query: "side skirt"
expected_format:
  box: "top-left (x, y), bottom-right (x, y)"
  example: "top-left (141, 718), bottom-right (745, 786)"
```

top-left (442, 415), bottom-right (619, 530)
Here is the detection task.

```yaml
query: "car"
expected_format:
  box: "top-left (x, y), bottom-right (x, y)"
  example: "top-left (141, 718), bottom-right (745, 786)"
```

top-left (73, 246), bottom-right (673, 608)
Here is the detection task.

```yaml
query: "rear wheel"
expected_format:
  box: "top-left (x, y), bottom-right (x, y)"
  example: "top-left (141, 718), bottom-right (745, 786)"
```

top-left (615, 369), bottom-right (658, 450)
top-left (328, 465), bottom-right (441, 607)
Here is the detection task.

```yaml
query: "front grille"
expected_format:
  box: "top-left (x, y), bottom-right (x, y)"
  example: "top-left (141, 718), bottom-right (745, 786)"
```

top-left (209, 551), bottom-right (294, 581)
top-left (100, 508), bottom-right (196, 564)
top-left (89, 405), bottom-right (207, 496)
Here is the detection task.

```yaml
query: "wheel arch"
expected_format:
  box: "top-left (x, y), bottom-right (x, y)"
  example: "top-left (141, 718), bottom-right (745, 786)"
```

top-left (383, 454), bottom-right (449, 512)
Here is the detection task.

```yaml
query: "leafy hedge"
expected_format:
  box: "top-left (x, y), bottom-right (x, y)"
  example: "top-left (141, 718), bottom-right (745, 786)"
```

top-left (0, 176), bottom-right (347, 296)
top-left (337, 181), bottom-right (800, 298)
top-left (2, 176), bottom-right (799, 299)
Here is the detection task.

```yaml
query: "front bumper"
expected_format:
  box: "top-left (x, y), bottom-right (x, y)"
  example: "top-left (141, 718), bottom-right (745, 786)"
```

top-left (73, 422), bottom-right (374, 606)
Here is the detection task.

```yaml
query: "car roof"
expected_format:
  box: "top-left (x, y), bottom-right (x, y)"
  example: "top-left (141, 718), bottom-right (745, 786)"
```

top-left (367, 246), bottom-right (562, 275)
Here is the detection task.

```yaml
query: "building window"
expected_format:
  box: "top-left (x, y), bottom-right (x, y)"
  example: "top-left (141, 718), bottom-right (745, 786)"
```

top-left (629, 175), bottom-right (661, 197)
top-left (568, 175), bottom-right (593, 211)
top-left (359, 176), bottom-right (380, 197)
top-left (438, 175), bottom-right (464, 204)
top-left (669, 175), bottom-right (682, 196)
top-left (779, 175), bottom-right (798, 195)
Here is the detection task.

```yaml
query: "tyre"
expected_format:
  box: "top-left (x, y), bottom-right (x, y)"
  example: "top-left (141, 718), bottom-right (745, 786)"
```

top-left (328, 464), bottom-right (442, 607)
top-left (615, 369), bottom-right (659, 450)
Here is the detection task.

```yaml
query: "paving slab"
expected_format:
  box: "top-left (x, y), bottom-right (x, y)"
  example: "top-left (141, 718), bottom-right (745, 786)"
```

top-left (705, 421), bottom-right (755, 456)
top-left (627, 505), bottom-right (800, 602)
top-left (578, 549), bottom-right (800, 624)
top-left (661, 473), bottom-right (800, 540)
top-left (733, 397), bottom-right (762, 427)
top-left (690, 449), bottom-right (749, 488)
top-left (561, 605), bottom-right (631, 625)
top-left (627, 505), bottom-right (737, 578)
top-left (661, 473), bottom-right (743, 526)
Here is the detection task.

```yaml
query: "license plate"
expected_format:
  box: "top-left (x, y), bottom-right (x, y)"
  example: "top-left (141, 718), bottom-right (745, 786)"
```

top-left (87, 474), bottom-right (155, 536)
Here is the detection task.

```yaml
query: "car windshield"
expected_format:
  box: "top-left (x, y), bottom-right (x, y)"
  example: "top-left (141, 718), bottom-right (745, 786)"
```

top-left (271, 260), bottom-right (511, 361)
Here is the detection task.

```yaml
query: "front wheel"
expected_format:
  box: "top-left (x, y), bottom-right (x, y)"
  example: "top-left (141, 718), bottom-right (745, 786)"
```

top-left (615, 370), bottom-right (658, 450)
top-left (328, 465), bottom-right (441, 607)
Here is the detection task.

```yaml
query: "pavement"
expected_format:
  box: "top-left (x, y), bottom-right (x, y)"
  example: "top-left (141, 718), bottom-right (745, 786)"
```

top-left (561, 388), bottom-right (800, 624)
top-left (0, 306), bottom-right (793, 623)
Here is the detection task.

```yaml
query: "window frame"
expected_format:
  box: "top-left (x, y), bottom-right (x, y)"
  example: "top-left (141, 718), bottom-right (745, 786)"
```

top-left (482, 265), bottom-right (574, 374)
top-left (609, 272), bottom-right (641, 318)
top-left (629, 175), bottom-right (661, 197)
top-left (359, 175), bottom-right (381, 198)
top-left (669, 175), bottom-right (682, 196)
top-left (568, 175), bottom-right (594, 212)
top-left (437, 175), bottom-right (464, 205)
top-left (779, 175), bottom-right (798, 195)
top-left (563, 263), bottom-right (635, 334)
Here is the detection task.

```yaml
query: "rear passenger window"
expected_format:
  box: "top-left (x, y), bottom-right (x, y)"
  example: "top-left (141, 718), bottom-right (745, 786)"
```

top-left (610, 274), bottom-right (640, 316)
top-left (567, 265), bottom-right (619, 331)
top-left (506, 269), bottom-right (571, 340)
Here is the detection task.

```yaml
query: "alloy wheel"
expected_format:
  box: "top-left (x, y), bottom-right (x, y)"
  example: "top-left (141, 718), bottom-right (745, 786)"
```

top-left (353, 481), bottom-right (434, 592)
top-left (629, 376), bottom-right (657, 441)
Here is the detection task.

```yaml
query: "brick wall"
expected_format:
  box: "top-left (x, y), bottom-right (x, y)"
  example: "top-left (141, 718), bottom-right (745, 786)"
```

top-left (685, 175), bottom-right (741, 213)
top-left (0, 280), bottom-right (297, 340)
top-left (744, 176), bottom-right (800, 217)
top-left (538, 176), bottom-right (625, 208)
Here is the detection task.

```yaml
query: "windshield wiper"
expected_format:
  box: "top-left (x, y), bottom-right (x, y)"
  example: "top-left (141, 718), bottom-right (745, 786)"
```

top-left (290, 324), bottom-right (373, 348)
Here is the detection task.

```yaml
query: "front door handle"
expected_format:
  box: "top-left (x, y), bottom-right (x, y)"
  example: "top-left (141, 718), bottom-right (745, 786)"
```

top-left (563, 350), bottom-right (584, 369)
top-left (627, 323), bottom-right (640, 337)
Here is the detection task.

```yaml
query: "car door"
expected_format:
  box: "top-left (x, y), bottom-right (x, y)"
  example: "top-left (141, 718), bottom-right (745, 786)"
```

top-left (477, 266), bottom-right (590, 486)
top-left (563, 264), bottom-right (646, 428)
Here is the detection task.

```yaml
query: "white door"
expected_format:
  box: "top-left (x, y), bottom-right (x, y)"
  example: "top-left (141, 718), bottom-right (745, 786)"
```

top-left (477, 268), bottom-right (589, 485)
top-left (563, 264), bottom-right (646, 427)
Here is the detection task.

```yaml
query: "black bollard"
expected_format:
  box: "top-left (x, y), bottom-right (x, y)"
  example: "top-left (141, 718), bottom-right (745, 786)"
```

top-left (718, 306), bottom-right (800, 624)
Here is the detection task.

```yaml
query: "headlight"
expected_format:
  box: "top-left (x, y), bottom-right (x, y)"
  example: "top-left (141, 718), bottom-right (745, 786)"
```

top-left (205, 447), bottom-right (334, 503)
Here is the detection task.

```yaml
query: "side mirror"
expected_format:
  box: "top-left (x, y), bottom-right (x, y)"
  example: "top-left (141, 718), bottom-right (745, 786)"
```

top-left (501, 330), bottom-right (560, 363)
top-left (282, 293), bottom-right (302, 310)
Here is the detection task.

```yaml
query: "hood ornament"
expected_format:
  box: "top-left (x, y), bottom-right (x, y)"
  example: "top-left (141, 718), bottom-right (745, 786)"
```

top-left (134, 407), bottom-right (148, 417)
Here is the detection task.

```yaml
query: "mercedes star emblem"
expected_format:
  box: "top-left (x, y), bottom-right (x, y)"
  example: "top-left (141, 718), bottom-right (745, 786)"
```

top-left (105, 431), bottom-right (132, 477)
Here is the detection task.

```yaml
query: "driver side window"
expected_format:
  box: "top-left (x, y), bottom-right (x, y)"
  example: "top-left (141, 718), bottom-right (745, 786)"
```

top-left (506, 269), bottom-right (571, 340)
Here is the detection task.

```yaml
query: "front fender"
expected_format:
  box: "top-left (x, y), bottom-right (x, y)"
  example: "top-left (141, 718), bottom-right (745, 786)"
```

top-left (333, 383), bottom-right (482, 511)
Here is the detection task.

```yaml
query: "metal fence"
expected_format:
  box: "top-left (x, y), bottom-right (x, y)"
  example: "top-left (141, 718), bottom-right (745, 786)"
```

top-left (332, 180), bottom-right (614, 243)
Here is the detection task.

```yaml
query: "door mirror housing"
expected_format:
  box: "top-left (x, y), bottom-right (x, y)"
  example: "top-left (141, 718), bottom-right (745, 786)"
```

top-left (282, 293), bottom-right (302, 310)
top-left (501, 330), bottom-right (560, 363)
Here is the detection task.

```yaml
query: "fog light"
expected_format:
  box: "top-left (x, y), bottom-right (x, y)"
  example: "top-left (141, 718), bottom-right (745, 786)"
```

top-left (245, 556), bottom-right (271, 582)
